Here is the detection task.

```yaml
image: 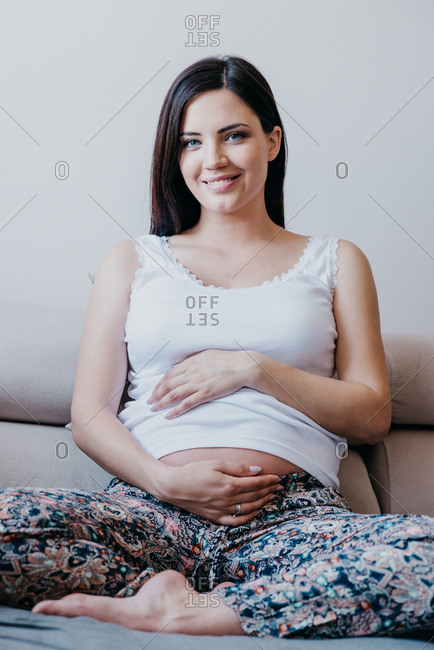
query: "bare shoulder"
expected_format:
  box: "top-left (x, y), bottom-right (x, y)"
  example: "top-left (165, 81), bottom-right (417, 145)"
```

top-left (94, 239), bottom-right (142, 292)
top-left (101, 238), bottom-right (139, 267)
top-left (79, 239), bottom-right (142, 363)
top-left (334, 239), bottom-right (374, 293)
top-left (333, 239), bottom-right (378, 311)
top-left (335, 238), bottom-right (371, 271)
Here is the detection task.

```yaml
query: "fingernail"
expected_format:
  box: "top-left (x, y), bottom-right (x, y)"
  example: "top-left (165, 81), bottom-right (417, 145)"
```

top-left (275, 485), bottom-right (285, 492)
top-left (249, 466), bottom-right (262, 472)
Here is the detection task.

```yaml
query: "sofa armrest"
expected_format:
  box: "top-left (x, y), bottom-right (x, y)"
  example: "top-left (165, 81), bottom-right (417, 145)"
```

top-left (363, 426), bottom-right (434, 517)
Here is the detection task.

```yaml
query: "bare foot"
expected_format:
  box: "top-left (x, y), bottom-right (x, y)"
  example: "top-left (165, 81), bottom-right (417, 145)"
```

top-left (31, 571), bottom-right (242, 636)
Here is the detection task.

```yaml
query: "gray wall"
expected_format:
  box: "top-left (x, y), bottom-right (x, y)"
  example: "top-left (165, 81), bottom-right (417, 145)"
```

top-left (0, 0), bottom-right (433, 335)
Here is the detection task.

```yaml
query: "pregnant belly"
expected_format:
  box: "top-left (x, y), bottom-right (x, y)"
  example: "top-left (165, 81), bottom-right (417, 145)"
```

top-left (159, 447), bottom-right (304, 476)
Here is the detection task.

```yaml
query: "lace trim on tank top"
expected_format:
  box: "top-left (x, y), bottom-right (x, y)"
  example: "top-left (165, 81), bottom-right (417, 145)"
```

top-left (130, 237), bottom-right (177, 296)
top-left (130, 240), bottom-right (148, 296)
top-left (330, 238), bottom-right (339, 297)
top-left (160, 235), bottom-right (315, 292)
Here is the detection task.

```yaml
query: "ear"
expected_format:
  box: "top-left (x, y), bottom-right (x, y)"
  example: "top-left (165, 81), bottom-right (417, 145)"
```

top-left (267, 126), bottom-right (282, 162)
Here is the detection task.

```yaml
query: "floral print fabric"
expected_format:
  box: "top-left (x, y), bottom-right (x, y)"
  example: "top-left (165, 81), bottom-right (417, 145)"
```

top-left (0, 472), bottom-right (433, 638)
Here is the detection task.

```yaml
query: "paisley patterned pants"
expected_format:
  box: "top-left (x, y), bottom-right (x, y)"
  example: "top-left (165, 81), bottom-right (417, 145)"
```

top-left (0, 472), bottom-right (433, 639)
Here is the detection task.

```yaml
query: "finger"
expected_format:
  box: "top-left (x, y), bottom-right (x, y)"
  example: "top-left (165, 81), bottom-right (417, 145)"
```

top-left (216, 462), bottom-right (281, 484)
top-left (150, 386), bottom-right (193, 412)
top-left (151, 373), bottom-right (172, 395)
top-left (149, 370), bottom-right (188, 402)
top-left (165, 393), bottom-right (207, 419)
top-left (234, 476), bottom-right (283, 494)
top-left (151, 373), bottom-right (193, 404)
top-left (224, 508), bottom-right (262, 527)
top-left (233, 484), bottom-right (283, 503)
top-left (226, 493), bottom-right (278, 523)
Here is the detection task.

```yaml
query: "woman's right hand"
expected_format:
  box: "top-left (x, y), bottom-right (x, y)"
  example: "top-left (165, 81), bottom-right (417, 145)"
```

top-left (153, 461), bottom-right (283, 525)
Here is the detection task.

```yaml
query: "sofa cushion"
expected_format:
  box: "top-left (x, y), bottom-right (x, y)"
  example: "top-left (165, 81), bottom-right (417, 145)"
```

top-left (383, 334), bottom-right (434, 425)
top-left (337, 449), bottom-right (381, 514)
top-left (0, 422), bottom-right (113, 490)
top-left (0, 303), bottom-right (85, 425)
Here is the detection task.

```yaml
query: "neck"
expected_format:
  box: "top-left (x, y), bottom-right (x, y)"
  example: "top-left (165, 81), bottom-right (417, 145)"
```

top-left (189, 202), bottom-right (283, 248)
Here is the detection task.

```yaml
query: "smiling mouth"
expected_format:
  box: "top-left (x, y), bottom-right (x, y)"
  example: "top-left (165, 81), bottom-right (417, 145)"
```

top-left (204, 175), bottom-right (240, 185)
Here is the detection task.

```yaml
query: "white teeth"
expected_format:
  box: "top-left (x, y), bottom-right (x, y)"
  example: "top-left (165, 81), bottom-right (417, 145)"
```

top-left (207, 177), bottom-right (237, 185)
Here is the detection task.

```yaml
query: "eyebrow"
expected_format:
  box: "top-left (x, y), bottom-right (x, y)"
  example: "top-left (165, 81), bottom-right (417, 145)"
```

top-left (179, 122), bottom-right (251, 137)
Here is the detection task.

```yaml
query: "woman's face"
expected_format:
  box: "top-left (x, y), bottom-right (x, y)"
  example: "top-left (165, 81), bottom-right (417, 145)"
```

top-left (178, 89), bottom-right (281, 219)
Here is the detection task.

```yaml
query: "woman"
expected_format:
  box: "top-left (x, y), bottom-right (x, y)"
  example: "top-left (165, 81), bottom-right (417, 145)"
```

top-left (1, 55), bottom-right (433, 639)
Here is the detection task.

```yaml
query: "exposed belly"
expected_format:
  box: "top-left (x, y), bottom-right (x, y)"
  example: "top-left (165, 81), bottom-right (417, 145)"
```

top-left (159, 447), bottom-right (304, 476)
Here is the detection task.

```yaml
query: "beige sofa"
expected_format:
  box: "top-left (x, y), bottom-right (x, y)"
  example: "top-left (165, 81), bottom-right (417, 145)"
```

top-left (0, 302), bottom-right (433, 649)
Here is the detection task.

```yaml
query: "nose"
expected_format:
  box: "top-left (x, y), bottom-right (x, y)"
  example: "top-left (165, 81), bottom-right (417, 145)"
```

top-left (203, 141), bottom-right (228, 169)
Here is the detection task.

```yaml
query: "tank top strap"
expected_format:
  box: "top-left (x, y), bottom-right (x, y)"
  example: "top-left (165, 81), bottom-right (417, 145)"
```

top-left (134, 234), bottom-right (169, 267)
top-left (303, 234), bottom-right (340, 297)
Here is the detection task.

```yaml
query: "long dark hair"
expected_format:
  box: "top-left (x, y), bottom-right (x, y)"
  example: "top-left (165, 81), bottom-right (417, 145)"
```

top-left (150, 55), bottom-right (287, 236)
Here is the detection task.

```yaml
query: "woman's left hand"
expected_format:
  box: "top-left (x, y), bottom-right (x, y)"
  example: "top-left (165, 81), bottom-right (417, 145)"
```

top-left (147, 349), bottom-right (256, 418)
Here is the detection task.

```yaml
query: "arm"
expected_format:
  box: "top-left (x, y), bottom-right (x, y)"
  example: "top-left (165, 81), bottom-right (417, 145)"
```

top-left (71, 240), bottom-right (281, 524)
top-left (245, 240), bottom-right (391, 444)
top-left (148, 241), bottom-right (391, 444)
top-left (71, 240), bottom-right (167, 494)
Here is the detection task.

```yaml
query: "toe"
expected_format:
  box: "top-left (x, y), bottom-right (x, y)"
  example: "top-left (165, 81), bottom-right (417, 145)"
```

top-left (32, 600), bottom-right (55, 614)
top-left (32, 593), bottom-right (94, 618)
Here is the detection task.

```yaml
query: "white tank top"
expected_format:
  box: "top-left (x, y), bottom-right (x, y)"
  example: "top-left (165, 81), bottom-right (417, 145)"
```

top-left (118, 233), bottom-right (346, 488)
